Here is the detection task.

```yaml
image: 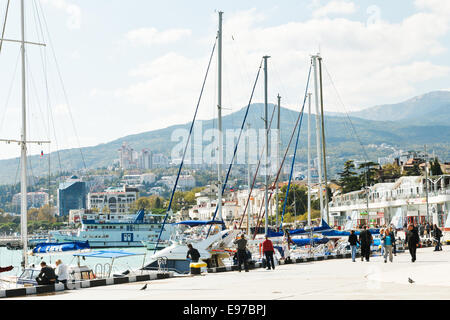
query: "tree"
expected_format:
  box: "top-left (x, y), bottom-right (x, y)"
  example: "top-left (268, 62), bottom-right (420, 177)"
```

top-left (381, 163), bottom-right (401, 181)
top-left (278, 184), bottom-right (308, 217)
top-left (430, 158), bottom-right (443, 176)
top-left (358, 161), bottom-right (380, 186)
top-left (405, 163), bottom-right (421, 176)
top-left (338, 160), bottom-right (362, 194)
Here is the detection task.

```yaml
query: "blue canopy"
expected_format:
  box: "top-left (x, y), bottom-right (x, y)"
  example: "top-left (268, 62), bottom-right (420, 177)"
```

top-left (73, 250), bottom-right (145, 259)
top-left (291, 238), bottom-right (330, 246)
top-left (176, 220), bottom-right (225, 227)
top-left (32, 241), bottom-right (90, 254)
top-left (322, 229), bottom-right (380, 237)
top-left (267, 219), bottom-right (333, 238)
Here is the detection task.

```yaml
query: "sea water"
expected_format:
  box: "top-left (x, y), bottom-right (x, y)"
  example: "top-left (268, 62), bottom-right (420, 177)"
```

top-left (0, 246), bottom-right (152, 279)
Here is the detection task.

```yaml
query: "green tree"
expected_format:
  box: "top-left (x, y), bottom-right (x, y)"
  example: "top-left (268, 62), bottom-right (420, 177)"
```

top-left (405, 163), bottom-right (421, 176)
top-left (381, 163), bottom-right (401, 181)
top-left (358, 161), bottom-right (380, 186)
top-left (430, 158), bottom-right (443, 176)
top-left (338, 160), bottom-right (362, 193)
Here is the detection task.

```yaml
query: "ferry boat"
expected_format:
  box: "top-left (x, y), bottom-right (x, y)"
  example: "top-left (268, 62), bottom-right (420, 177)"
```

top-left (51, 209), bottom-right (175, 248)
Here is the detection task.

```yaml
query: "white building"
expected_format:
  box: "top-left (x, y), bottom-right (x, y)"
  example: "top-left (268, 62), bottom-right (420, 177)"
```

top-left (329, 175), bottom-right (450, 229)
top-left (160, 175), bottom-right (195, 191)
top-left (12, 191), bottom-right (49, 208)
top-left (87, 186), bottom-right (139, 214)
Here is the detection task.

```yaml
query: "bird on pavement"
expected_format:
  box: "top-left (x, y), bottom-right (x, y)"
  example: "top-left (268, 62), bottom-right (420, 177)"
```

top-left (408, 278), bottom-right (415, 284)
top-left (140, 284), bottom-right (148, 290)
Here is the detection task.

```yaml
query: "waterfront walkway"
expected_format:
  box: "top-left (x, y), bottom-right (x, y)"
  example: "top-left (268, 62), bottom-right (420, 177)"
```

top-left (15, 246), bottom-right (450, 300)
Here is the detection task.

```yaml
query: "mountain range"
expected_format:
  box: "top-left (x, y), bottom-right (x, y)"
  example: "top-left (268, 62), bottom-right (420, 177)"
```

top-left (0, 90), bottom-right (448, 185)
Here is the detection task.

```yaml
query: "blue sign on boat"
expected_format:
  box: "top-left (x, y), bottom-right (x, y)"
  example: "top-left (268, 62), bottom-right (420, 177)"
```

top-left (32, 241), bottom-right (90, 254)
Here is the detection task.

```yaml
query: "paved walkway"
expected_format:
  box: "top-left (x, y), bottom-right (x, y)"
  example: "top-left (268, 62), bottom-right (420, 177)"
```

top-left (14, 246), bottom-right (450, 300)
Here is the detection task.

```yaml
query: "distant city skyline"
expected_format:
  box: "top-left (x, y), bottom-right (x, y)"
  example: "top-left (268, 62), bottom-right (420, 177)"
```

top-left (0, 0), bottom-right (449, 160)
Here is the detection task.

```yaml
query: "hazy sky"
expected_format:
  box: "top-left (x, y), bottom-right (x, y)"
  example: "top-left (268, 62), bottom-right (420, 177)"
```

top-left (0, 0), bottom-right (449, 160)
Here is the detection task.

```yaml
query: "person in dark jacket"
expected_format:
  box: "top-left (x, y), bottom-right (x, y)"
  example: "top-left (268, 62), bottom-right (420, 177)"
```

top-left (262, 236), bottom-right (275, 270)
top-left (186, 244), bottom-right (200, 262)
top-left (406, 224), bottom-right (420, 262)
top-left (359, 226), bottom-right (372, 262)
top-left (35, 261), bottom-right (56, 285)
top-left (389, 226), bottom-right (397, 256)
top-left (433, 224), bottom-right (443, 251)
top-left (348, 230), bottom-right (359, 262)
top-left (234, 234), bottom-right (249, 272)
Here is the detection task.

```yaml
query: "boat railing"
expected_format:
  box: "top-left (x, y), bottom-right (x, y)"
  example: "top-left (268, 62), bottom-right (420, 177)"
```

top-left (157, 257), bottom-right (168, 273)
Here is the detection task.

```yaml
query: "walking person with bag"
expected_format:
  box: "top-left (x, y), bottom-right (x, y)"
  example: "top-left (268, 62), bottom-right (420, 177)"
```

top-left (348, 230), bottom-right (359, 262)
top-left (406, 224), bottom-right (420, 262)
top-left (262, 236), bottom-right (275, 270)
top-left (234, 234), bottom-right (249, 272)
top-left (433, 224), bottom-right (443, 251)
top-left (382, 229), bottom-right (394, 263)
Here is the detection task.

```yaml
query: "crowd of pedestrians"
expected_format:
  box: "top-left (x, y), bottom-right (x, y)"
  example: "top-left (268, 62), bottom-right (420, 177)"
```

top-left (348, 221), bottom-right (444, 264)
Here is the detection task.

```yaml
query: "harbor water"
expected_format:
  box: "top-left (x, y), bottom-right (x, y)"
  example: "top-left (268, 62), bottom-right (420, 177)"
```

top-left (0, 246), bottom-right (152, 279)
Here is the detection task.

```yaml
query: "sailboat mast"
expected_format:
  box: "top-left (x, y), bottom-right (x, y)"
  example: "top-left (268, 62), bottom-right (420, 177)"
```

top-left (217, 11), bottom-right (223, 221)
top-left (20, 0), bottom-right (28, 268)
top-left (318, 56), bottom-right (330, 224)
top-left (307, 93), bottom-right (312, 227)
top-left (312, 55), bottom-right (324, 223)
top-left (247, 123), bottom-right (251, 236)
top-left (275, 94), bottom-right (281, 230)
top-left (263, 55), bottom-right (270, 235)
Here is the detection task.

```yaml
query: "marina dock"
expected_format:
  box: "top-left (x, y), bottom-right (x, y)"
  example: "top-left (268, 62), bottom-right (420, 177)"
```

top-left (9, 246), bottom-right (450, 300)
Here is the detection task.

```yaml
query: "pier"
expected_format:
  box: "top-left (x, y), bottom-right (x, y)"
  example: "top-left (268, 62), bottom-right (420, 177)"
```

top-left (11, 246), bottom-right (450, 300)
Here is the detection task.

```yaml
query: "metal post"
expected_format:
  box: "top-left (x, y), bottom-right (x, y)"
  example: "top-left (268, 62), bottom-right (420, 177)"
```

top-left (318, 57), bottom-right (330, 224)
top-left (20, 0), bottom-right (28, 269)
top-left (217, 11), bottom-right (223, 221)
top-left (263, 55), bottom-right (270, 235)
top-left (425, 144), bottom-right (429, 224)
top-left (307, 93), bottom-right (312, 227)
top-left (312, 55), bottom-right (324, 223)
top-left (247, 123), bottom-right (251, 236)
top-left (276, 94), bottom-right (281, 230)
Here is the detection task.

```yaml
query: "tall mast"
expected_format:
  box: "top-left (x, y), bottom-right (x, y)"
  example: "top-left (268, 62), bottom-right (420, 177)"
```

top-left (217, 11), bottom-right (223, 221)
top-left (20, 0), bottom-right (28, 268)
top-left (307, 93), bottom-right (312, 227)
top-left (425, 144), bottom-right (429, 224)
top-left (246, 123), bottom-right (251, 236)
top-left (312, 55), bottom-right (324, 223)
top-left (276, 94), bottom-right (281, 230)
top-left (263, 55), bottom-right (270, 235)
top-left (318, 56), bottom-right (330, 224)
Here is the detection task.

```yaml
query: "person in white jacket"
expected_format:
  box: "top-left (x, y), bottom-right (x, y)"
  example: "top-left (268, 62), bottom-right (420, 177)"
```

top-left (55, 259), bottom-right (69, 285)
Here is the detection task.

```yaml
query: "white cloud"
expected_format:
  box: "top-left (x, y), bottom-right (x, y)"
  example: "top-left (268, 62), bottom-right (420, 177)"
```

top-left (110, 6), bottom-right (450, 133)
top-left (312, 1), bottom-right (356, 18)
top-left (42, 0), bottom-right (81, 30)
top-left (126, 27), bottom-right (192, 46)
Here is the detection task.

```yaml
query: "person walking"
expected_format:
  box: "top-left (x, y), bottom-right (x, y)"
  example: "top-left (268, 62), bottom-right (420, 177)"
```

top-left (433, 224), bottom-right (443, 251)
top-left (348, 230), bottom-right (359, 262)
top-left (379, 229), bottom-right (385, 257)
top-left (234, 234), bottom-right (249, 272)
top-left (389, 226), bottom-right (397, 256)
top-left (262, 236), bottom-right (275, 270)
top-left (55, 259), bottom-right (68, 285)
top-left (359, 226), bottom-right (372, 262)
top-left (186, 244), bottom-right (201, 262)
top-left (426, 223), bottom-right (431, 239)
top-left (419, 223), bottom-right (425, 238)
top-left (383, 229), bottom-right (394, 263)
top-left (406, 224), bottom-right (420, 262)
top-left (35, 261), bottom-right (56, 286)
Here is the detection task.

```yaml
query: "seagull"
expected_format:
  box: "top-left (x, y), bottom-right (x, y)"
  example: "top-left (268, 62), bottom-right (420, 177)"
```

top-left (408, 278), bottom-right (415, 284)
top-left (140, 284), bottom-right (148, 290)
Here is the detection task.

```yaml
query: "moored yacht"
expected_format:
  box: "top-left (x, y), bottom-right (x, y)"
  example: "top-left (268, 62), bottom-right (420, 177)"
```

top-left (51, 209), bottom-right (175, 248)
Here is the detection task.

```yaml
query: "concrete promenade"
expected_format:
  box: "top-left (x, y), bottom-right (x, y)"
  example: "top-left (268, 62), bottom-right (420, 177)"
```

top-left (14, 246), bottom-right (450, 300)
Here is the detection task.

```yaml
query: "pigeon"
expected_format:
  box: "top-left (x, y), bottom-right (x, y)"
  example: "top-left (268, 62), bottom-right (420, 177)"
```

top-left (408, 278), bottom-right (415, 284)
top-left (140, 284), bottom-right (148, 290)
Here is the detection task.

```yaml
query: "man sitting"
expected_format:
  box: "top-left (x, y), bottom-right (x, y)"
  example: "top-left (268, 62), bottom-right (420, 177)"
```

top-left (35, 261), bottom-right (57, 285)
